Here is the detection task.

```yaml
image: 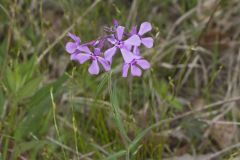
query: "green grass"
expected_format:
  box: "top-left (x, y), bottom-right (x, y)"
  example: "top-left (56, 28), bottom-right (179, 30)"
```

top-left (0, 0), bottom-right (240, 159)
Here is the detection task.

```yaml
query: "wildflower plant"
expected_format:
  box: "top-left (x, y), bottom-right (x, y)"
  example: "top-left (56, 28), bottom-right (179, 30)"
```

top-left (65, 20), bottom-right (154, 77)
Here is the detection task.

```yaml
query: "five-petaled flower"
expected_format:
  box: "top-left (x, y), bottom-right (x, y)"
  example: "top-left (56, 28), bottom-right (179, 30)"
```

top-left (104, 26), bottom-right (141, 63)
top-left (65, 33), bottom-right (89, 61)
top-left (131, 22), bottom-right (154, 48)
top-left (65, 33), bottom-right (81, 54)
top-left (131, 22), bottom-right (154, 56)
top-left (122, 56), bottom-right (150, 77)
top-left (75, 47), bottom-right (110, 75)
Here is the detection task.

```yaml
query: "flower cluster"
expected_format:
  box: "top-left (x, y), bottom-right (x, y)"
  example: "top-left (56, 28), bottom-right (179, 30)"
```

top-left (65, 20), bottom-right (153, 77)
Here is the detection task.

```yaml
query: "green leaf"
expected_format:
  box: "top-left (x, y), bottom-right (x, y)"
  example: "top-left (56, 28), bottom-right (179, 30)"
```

top-left (0, 39), bottom-right (7, 67)
top-left (105, 150), bottom-right (126, 160)
top-left (16, 76), bottom-right (42, 101)
top-left (3, 56), bottom-right (38, 101)
top-left (110, 82), bottom-right (131, 144)
top-left (14, 74), bottom-right (68, 139)
top-left (168, 97), bottom-right (183, 111)
top-left (96, 73), bottom-right (109, 97)
top-left (13, 140), bottom-right (46, 159)
top-left (152, 76), bottom-right (183, 110)
top-left (152, 77), bottom-right (168, 98)
top-left (19, 56), bottom-right (37, 82)
top-left (3, 67), bottom-right (17, 94)
top-left (0, 90), bottom-right (5, 116)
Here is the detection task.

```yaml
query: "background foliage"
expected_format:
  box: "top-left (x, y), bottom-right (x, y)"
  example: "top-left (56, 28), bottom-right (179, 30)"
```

top-left (0, 0), bottom-right (240, 159)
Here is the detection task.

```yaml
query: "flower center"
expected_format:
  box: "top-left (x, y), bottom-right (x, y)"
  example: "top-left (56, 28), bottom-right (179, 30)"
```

top-left (90, 54), bottom-right (96, 60)
top-left (131, 59), bottom-right (137, 65)
top-left (116, 40), bottom-right (123, 47)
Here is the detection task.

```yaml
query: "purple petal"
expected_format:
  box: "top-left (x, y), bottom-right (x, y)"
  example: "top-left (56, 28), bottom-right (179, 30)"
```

top-left (131, 65), bottom-right (142, 76)
top-left (136, 59), bottom-right (150, 69)
top-left (141, 37), bottom-right (154, 48)
top-left (122, 63), bottom-right (130, 77)
top-left (70, 53), bottom-right (78, 61)
top-left (120, 48), bottom-right (137, 63)
top-left (138, 22), bottom-right (152, 36)
top-left (113, 19), bottom-right (119, 28)
top-left (104, 46), bottom-right (117, 63)
top-left (98, 39), bottom-right (106, 49)
top-left (133, 46), bottom-right (140, 55)
top-left (77, 46), bottom-right (91, 53)
top-left (130, 26), bottom-right (137, 35)
top-left (116, 26), bottom-right (125, 40)
top-left (88, 59), bottom-right (100, 75)
top-left (76, 53), bottom-right (91, 64)
top-left (68, 32), bottom-right (81, 43)
top-left (94, 48), bottom-right (101, 56)
top-left (65, 42), bottom-right (77, 54)
top-left (97, 57), bottom-right (110, 71)
top-left (124, 35), bottom-right (141, 46)
top-left (107, 36), bottom-right (117, 45)
top-left (125, 44), bottom-right (132, 51)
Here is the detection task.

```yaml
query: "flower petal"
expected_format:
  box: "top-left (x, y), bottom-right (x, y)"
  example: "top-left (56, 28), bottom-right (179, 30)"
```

top-left (122, 63), bottom-right (130, 77)
top-left (104, 46), bottom-right (117, 63)
top-left (76, 53), bottom-right (91, 64)
top-left (78, 45), bottom-right (91, 53)
top-left (70, 53), bottom-right (78, 61)
top-left (94, 48), bottom-right (101, 56)
top-left (107, 35), bottom-right (117, 44)
top-left (125, 44), bottom-right (132, 51)
top-left (68, 32), bottom-right (81, 43)
top-left (124, 35), bottom-right (141, 46)
top-left (141, 37), bottom-right (154, 48)
top-left (120, 48), bottom-right (137, 63)
top-left (131, 65), bottom-right (142, 76)
top-left (98, 39), bottom-right (106, 48)
top-left (88, 59), bottom-right (100, 75)
top-left (130, 26), bottom-right (137, 35)
top-left (133, 46), bottom-right (140, 55)
top-left (116, 26), bottom-right (125, 40)
top-left (138, 22), bottom-right (152, 36)
top-left (136, 59), bottom-right (150, 69)
top-left (65, 42), bottom-right (77, 54)
top-left (113, 19), bottom-right (119, 28)
top-left (97, 57), bottom-right (110, 71)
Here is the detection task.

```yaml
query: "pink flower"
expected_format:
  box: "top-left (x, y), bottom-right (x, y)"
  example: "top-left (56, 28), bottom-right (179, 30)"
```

top-left (65, 20), bottom-right (154, 77)
top-left (104, 26), bottom-right (141, 63)
top-left (75, 47), bottom-right (110, 75)
top-left (122, 57), bottom-right (150, 77)
top-left (65, 33), bottom-right (90, 61)
top-left (131, 22), bottom-right (154, 48)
